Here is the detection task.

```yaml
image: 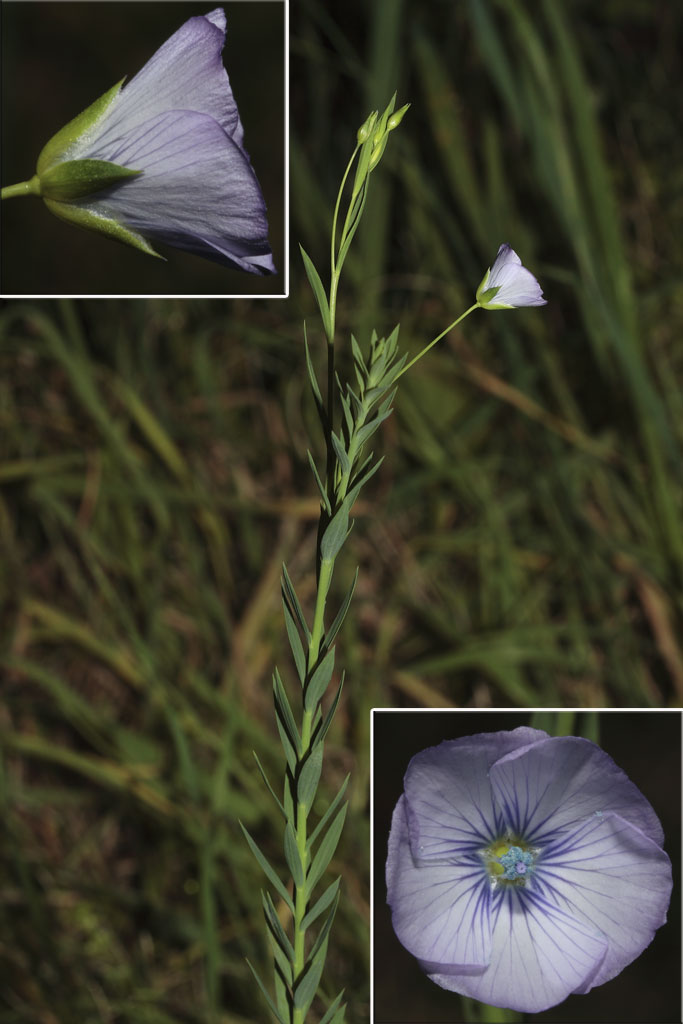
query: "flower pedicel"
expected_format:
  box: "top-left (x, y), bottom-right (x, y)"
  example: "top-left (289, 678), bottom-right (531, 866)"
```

top-left (1, 8), bottom-right (275, 274)
top-left (386, 726), bottom-right (672, 1012)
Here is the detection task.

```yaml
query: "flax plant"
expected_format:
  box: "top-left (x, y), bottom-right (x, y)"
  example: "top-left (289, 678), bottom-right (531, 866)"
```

top-left (240, 96), bottom-right (546, 1023)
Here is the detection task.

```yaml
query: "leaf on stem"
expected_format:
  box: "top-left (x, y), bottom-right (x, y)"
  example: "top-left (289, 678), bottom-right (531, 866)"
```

top-left (239, 823), bottom-right (294, 913)
top-left (305, 647), bottom-right (336, 712)
top-left (253, 750), bottom-right (287, 819)
top-left (300, 245), bottom-right (332, 340)
top-left (324, 570), bottom-right (359, 651)
top-left (307, 451), bottom-right (332, 515)
top-left (319, 503), bottom-right (350, 562)
top-left (293, 936), bottom-right (328, 1013)
top-left (298, 742), bottom-right (323, 812)
top-left (273, 669), bottom-right (301, 773)
top-left (319, 991), bottom-right (346, 1024)
top-left (301, 875), bottom-right (341, 931)
top-left (306, 802), bottom-right (348, 896)
top-left (246, 958), bottom-right (288, 1024)
top-left (284, 820), bottom-right (305, 888)
top-left (282, 598), bottom-right (306, 684)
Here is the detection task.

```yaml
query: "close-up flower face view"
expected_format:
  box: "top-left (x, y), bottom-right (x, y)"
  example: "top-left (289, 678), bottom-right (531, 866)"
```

top-left (374, 712), bottom-right (680, 1023)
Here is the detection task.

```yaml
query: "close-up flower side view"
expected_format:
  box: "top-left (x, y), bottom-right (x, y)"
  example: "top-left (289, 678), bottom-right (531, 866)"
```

top-left (0, 2), bottom-right (284, 295)
top-left (1, 1), bottom-right (683, 1023)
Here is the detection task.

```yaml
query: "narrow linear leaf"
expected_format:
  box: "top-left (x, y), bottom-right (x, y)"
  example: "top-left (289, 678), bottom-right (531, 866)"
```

top-left (338, 390), bottom-right (354, 438)
top-left (304, 326), bottom-right (324, 415)
top-left (305, 646), bottom-right (336, 712)
top-left (325, 570), bottom-right (359, 650)
top-left (308, 891), bottom-right (340, 963)
top-left (293, 937), bottom-right (327, 1013)
top-left (275, 713), bottom-right (297, 775)
top-left (330, 431), bottom-right (351, 476)
top-left (284, 821), bottom-right (305, 888)
top-left (301, 875), bottom-right (341, 931)
top-left (317, 672), bottom-right (345, 745)
top-left (306, 802), bottom-right (348, 896)
top-left (300, 245), bottom-right (332, 339)
top-left (329, 1006), bottom-right (346, 1024)
top-left (245, 958), bottom-right (287, 1024)
top-left (355, 407), bottom-right (393, 449)
top-left (319, 503), bottom-right (349, 562)
top-left (273, 959), bottom-right (292, 1022)
top-left (282, 562), bottom-right (311, 641)
top-left (262, 890), bottom-right (295, 966)
top-left (282, 599), bottom-right (306, 684)
top-left (239, 822), bottom-right (294, 914)
top-left (273, 670), bottom-right (301, 766)
top-left (346, 455), bottom-right (384, 508)
top-left (298, 742), bottom-right (323, 812)
top-left (253, 751), bottom-right (286, 819)
top-left (308, 772), bottom-right (349, 850)
top-left (307, 450), bottom-right (332, 515)
top-left (266, 921), bottom-right (294, 991)
top-left (319, 990), bottom-right (346, 1024)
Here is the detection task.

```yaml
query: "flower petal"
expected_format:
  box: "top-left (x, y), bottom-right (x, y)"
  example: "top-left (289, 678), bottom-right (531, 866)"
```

top-left (402, 727), bottom-right (549, 862)
top-left (386, 795), bottom-right (492, 968)
top-left (480, 243), bottom-right (546, 307)
top-left (490, 736), bottom-right (665, 846)
top-left (426, 884), bottom-right (608, 1012)
top-left (72, 109), bottom-right (274, 273)
top-left (537, 811), bottom-right (673, 991)
top-left (86, 9), bottom-right (245, 154)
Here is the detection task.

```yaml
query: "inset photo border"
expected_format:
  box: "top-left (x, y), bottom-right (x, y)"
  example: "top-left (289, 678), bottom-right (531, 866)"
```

top-left (1, 0), bottom-right (287, 298)
top-left (371, 708), bottom-right (681, 1024)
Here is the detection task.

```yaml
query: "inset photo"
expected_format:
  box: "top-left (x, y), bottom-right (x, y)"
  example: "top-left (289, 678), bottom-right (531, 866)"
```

top-left (1, 1), bottom-right (286, 297)
top-left (372, 709), bottom-right (681, 1024)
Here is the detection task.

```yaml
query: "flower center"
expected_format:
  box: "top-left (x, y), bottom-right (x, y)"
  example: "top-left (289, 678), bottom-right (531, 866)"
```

top-left (483, 836), bottom-right (538, 887)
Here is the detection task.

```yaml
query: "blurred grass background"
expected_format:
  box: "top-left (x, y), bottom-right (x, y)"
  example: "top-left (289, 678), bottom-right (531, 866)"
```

top-left (1, 0), bottom-right (682, 1021)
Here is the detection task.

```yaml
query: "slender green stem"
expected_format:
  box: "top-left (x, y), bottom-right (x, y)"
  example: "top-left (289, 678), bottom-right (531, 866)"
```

top-left (394, 303), bottom-right (480, 383)
top-left (1, 176), bottom-right (41, 200)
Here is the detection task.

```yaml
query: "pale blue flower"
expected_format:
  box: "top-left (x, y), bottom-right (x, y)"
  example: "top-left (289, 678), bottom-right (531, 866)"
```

top-left (476, 244), bottom-right (546, 308)
top-left (386, 727), bottom-right (672, 1012)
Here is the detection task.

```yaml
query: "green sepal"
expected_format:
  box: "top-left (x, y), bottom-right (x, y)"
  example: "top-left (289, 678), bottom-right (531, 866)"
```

top-left (39, 159), bottom-right (142, 201)
top-left (43, 198), bottom-right (162, 259)
top-left (305, 647), bottom-right (335, 712)
top-left (37, 78), bottom-right (125, 174)
top-left (284, 821), bottom-right (305, 888)
top-left (298, 743), bottom-right (323, 813)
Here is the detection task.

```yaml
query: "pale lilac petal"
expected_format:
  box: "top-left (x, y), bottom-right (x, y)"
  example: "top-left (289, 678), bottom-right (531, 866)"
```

top-left (537, 811), bottom-right (673, 990)
top-left (88, 9), bottom-right (244, 152)
top-left (73, 109), bottom-right (274, 274)
top-left (402, 728), bottom-right (549, 861)
top-left (428, 884), bottom-right (608, 1012)
top-left (481, 243), bottom-right (546, 307)
top-left (386, 795), bottom-right (492, 968)
top-left (490, 736), bottom-right (665, 846)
